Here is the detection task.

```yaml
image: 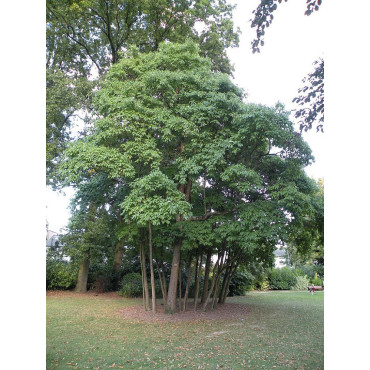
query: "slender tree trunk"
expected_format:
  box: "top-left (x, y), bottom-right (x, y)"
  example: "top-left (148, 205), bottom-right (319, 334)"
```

top-left (148, 221), bottom-right (156, 314)
top-left (183, 259), bottom-right (195, 311)
top-left (194, 253), bottom-right (203, 311)
top-left (219, 265), bottom-right (232, 305)
top-left (75, 256), bottom-right (90, 293)
top-left (202, 259), bottom-right (219, 312)
top-left (178, 263), bottom-right (182, 309)
top-left (220, 262), bottom-right (239, 304)
top-left (211, 273), bottom-right (223, 310)
top-left (156, 261), bottom-right (166, 303)
top-left (161, 261), bottom-right (167, 305)
top-left (201, 250), bottom-right (212, 304)
top-left (140, 244), bottom-right (146, 309)
top-left (140, 233), bottom-right (150, 311)
top-left (202, 251), bottom-right (226, 311)
top-left (165, 239), bottom-right (182, 313)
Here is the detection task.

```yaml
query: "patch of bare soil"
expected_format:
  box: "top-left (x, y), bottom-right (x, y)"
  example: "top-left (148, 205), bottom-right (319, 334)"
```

top-left (46, 290), bottom-right (123, 299)
top-left (117, 301), bottom-right (251, 323)
top-left (46, 291), bottom-right (251, 322)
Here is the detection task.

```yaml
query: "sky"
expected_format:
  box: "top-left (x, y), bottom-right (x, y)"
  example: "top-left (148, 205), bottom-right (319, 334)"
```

top-left (46, 0), bottom-right (325, 233)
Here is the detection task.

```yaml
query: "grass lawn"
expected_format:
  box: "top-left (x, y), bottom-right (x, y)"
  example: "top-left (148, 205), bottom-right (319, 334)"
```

top-left (46, 291), bottom-right (323, 369)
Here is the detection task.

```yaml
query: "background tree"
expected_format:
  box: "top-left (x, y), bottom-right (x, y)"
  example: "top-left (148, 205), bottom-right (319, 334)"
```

top-left (46, 0), bottom-right (240, 182)
top-left (249, 0), bottom-right (324, 132)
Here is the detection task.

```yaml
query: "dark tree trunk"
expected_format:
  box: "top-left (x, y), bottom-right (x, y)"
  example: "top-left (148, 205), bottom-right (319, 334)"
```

top-left (156, 261), bottom-right (167, 304)
top-left (148, 221), bottom-right (156, 314)
top-left (193, 253), bottom-right (203, 311)
top-left (219, 265), bottom-right (232, 304)
top-left (201, 250), bottom-right (212, 304)
top-left (183, 258), bottom-right (195, 311)
top-left (219, 263), bottom-right (238, 304)
top-left (202, 251), bottom-right (227, 311)
top-left (75, 256), bottom-right (90, 293)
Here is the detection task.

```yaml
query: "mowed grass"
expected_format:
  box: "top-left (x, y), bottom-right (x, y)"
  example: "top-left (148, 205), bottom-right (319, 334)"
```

top-left (46, 291), bottom-right (323, 369)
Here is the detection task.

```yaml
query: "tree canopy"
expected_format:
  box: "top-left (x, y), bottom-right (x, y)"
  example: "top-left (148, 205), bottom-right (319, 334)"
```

top-left (58, 41), bottom-right (321, 311)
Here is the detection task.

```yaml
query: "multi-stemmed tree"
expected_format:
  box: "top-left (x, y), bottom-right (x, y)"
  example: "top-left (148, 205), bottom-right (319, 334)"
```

top-left (60, 41), bottom-right (319, 311)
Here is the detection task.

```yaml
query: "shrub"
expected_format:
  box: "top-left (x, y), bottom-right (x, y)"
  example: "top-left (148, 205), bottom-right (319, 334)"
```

top-left (268, 267), bottom-right (297, 290)
top-left (229, 270), bottom-right (255, 296)
top-left (292, 275), bottom-right (310, 291)
top-left (46, 260), bottom-right (78, 290)
top-left (118, 272), bottom-right (143, 298)
top-left (311, 272), bottom-right (323, 286)
top-left (88, 263), bottom-right (117, 292)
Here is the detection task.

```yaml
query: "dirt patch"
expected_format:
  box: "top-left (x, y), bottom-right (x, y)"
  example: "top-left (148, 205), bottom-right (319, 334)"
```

top-left (46, 290), bottom-right (123, 299)
top-left (117, 301), bottom-right (251, 323)
top-left (46, 291), bottom-right (251, 322)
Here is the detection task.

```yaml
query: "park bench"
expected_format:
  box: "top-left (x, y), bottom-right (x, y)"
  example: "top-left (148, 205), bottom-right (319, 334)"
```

top-left (308, 285), bottom-right (323, 292)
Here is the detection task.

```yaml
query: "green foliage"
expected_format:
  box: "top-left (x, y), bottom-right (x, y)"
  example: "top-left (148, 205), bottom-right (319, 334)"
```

top-left (228, 270), bottom-right (255, 295)
top-left (311, 272), bottom-right (322, 286)
top-left (46, 260), bottom-right (78, 290)
top-left (293, 58), bottom-right (324, 132)
top-left (292, 275), bottom-right (310, 291)
top-left (117, 272), bottom-right (143, 298)
top-left (121, 170), bottom-right (192, 226)
top-left (268, 267), bottom-right (297, 290)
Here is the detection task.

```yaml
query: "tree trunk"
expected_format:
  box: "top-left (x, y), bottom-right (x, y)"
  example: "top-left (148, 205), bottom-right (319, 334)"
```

top-left (178, 263), bottom-right (182, 310)
top-left (202, 259), bottom-right (219, 312)
top-left (140, 244), bottom-right (146, 309)
top-left (113, 240), bottom-right (125, 273)
top-left (161, 261), bottom-right (167, 305)
top-left (156, 261), bottom-right (166, 303)
top-left (201, 250), bottom-right (212, 304)
top-left (202, 251), bottom-right (226, 312)
top-left (148, 221), bottom-right (156, 314)
top-left (194, 253), bottom-right (203, 311)
top-left (183, 258), bottom-right (195, 311)
top-left (219, 263), bottom-right (237, 304)
top-left (165, 239), bottom-right (182, 313)
top-left (219, 265), bottom-right (232, 305)
top-left (140, 233), bottom-right (150, 311)
top-left (75, 256), bottom-right (90, 293)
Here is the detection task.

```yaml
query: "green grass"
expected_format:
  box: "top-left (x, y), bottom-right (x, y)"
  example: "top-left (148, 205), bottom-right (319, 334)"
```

top-left (47, 291), bottom-right (323, 369)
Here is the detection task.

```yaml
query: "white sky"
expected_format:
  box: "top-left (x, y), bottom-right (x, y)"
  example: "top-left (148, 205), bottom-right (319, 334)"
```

top-left (46, 0), bottom-right (325, 233)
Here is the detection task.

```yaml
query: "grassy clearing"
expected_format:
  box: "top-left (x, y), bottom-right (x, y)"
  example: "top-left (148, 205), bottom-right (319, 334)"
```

top-left (46, 291), bottom-right (323, 369)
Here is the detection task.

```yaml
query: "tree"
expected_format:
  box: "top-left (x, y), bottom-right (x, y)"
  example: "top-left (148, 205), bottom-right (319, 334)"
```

top-left (121, 170), bottom-right (191, 313)
top-left (61, 41), bottom-right (319, 312)
top-left (249, 0), bottom-right (324, 132)
top-left (46, 0), bottom-right (240, 180)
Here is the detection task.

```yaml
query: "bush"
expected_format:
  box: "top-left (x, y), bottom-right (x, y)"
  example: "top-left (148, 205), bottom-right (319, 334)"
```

top-left (118, 272), bottom-right (143, 298)
top-left (292, 275), bottom-right (310, 291)
top-left (268, 267), bottom-right (297, 290)
top-left (88, 263), bottom-right (117, 292)
top-left (311, 272), bottom-right (323, 286)
top-left (46, 260), bottom-right (78, 290)
top-left (228, 271), bottom-right (255, 296)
